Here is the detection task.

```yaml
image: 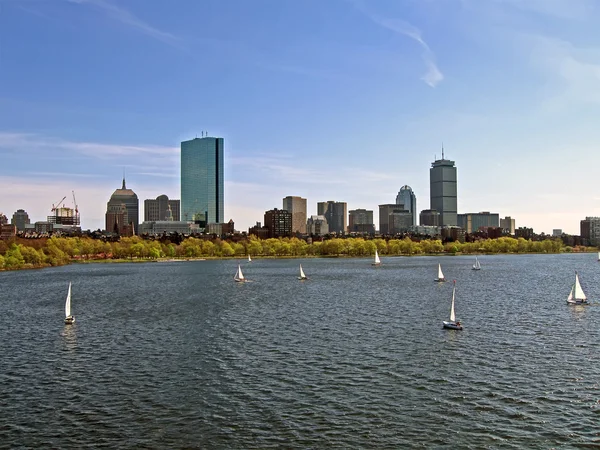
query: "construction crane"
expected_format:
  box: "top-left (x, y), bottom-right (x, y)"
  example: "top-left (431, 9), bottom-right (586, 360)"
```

top-left (51, 196), bottom-right (67, 212)
top-left (72, 190), bottom-right (78, 215)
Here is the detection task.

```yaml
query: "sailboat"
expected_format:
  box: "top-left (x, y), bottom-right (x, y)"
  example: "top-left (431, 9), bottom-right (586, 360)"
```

top-left (64, 282), bottom-right (75, 324)
top-left (435, 263), bottom-right (446, 282)
top-left (567, 271), bottom-right (587, 305)
top-left (372, 249), bottom-right (381, 266)
top-left (597, 252), bottom-right (600, 262)
top-left (443, 280), bottom-right (462, 330)
top-left (234, 264), bottom-right (247, 283)
top-left (472, 256), bottom-right (481, 271)
top-left (248, 254), bottom-right (252, 263)
top-left (298, 264), bottom-right (308, 280)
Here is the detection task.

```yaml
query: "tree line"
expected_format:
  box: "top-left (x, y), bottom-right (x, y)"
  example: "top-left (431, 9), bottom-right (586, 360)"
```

top-left (0, 234), bottom-right (579, 270)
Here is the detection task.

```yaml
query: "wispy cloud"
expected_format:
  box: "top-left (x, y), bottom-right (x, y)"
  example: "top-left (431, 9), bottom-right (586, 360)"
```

top-left (67, 0), bottom-right (179, 46)
top-left (351, 1), bottom-right (443, 87)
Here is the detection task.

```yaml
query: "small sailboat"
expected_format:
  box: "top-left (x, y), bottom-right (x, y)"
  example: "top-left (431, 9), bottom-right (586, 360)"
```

top-left (472, 256), bottom-right (481, 271)
top-left (298, 264), bottom-right (308, 280)
top-left (597, 251), bottom-right (599, 262)
top-left (64, 282), bottom-right (75, 324)
top-left (234, 264), bottom-right (247, 282)
top-left (435, 263), bottom-right (446, 282)
top-left (567, 271), bottom-right (587, 305)
top-left (443, 280), bottom-right (462, 330)
top-left (248, 254), bottom-right (252, 263)
top-left (372, 249), bottom-right (381, 266)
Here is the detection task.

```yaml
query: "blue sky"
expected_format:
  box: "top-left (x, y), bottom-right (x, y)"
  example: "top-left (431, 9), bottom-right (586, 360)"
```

top-left (2, 0), bottom-right (600, 234)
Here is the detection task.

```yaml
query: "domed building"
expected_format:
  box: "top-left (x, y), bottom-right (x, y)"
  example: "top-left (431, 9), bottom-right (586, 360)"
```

top-left (105, 178), bottom-right (139, 235)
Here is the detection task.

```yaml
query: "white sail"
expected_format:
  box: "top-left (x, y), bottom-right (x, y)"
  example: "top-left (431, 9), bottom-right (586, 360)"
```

top-left (438, 263), bottom-right (445, 280)
top-left (567, 285), bottom-right (574, 302)
top-left (450, 283), bottom-right (456, 322)
top-left (299, 264), bottom-right (306, 279)
top-left (473, 257), bottom-right (481, 270)
top-left (248, 254), bottom-right (252, 262)
top-left (374, 250), bottom-right (381, 265)
top-left (573, 272), bottom-right (586, 300)
top-left (65, 282), bottom-right (72, 317)
top-left (597, 251), bottom-right (599, 261)
top-left (234, 264), bottom-right (245, 281)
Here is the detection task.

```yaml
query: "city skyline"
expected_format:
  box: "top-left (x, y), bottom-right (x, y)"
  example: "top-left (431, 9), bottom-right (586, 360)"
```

top-left (2, 0), bottom-right (600, 235)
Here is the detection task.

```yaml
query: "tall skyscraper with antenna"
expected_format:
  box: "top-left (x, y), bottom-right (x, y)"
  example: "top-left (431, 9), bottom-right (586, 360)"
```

top-left (429, 145), bottom-right (457, 227)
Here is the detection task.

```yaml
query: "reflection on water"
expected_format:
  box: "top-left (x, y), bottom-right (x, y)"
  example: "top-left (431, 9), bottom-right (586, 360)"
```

top-left (0, 253), bottom-right (599, 448)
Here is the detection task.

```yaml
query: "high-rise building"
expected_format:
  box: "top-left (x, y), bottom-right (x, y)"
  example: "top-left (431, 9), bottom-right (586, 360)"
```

top-left (264, 208), bottom-right (292, 238)
top-left (181, 136), bottom-right (224, 224)
top-left (581, 217), bottom-right (600, 246)
top-left (282, 196), bottom-right (307, 234)
top-left (105, 178), bottom-right (139, 235)
top-left (379, 204), bottom-right (412, 235)
top-left (500, 216), bottom-right (516, 234)
top-left (317, 201), bottom-right (347, 234)
top-left (144, 195), bottom-right (181, 222)
top-left (396, 185), bottom-right (417, 226)
top-left (457, 212), bottom-right (500, 233)
top-left (11, 209), bottom-right (30, 231)
top-left (348, 209), bottom-right (374, 234)
top-left (430, 150), bottom-right (457, 226)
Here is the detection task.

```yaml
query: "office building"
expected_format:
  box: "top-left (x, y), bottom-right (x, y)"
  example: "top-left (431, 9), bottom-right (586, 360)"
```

top-left (379, 204), bottom-right (412, 235)
top-left (396, 185), bottom-right (417, 226)
top-left (264, 208), bottom-right (292, 238)
top-left (348, 209), bottom-right (374, 234)
top-left (581, 217), bottom-right (600, 246)
top-left (181, 136), bottom-right (224, 224)
top-left (105, 178), bottom-right (139, 235)
top-left (457, 212), bottom-right (500, 234)
top-left (317, 201), bottom-right (347, 234)
top-left (11, 209), bottom-right (30, 231)
top-left (144, 195), bottom-right (180, 222)
top-left (282, 196), bottom-right (307, 234)
top-left (420, 209), bottom-right (440, 227)
top-left (430, 150), bottom-right (457, 226)
top-left (307, 215), bottom-right (329, 236)
top-left (500, 216), bottom-right (516, 235)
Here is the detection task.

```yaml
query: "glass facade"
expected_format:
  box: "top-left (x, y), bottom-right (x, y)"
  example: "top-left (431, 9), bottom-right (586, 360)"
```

top-left (181, 137), bottom-right (224, 224)
top-left (430, 159), bottom-right (457, 227)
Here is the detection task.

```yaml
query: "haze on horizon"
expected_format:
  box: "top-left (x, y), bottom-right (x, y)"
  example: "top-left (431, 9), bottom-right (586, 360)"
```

top-left (1, 0), bottom-right (600, 235)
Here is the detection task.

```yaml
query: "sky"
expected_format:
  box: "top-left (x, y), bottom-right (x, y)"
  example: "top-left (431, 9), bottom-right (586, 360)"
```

top-left (1, 0), bottom-right (600, 235)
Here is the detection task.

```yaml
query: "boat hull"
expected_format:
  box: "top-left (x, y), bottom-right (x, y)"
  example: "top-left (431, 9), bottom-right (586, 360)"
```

top-left (443, 321), bottom-right (462, 330)
top-left (298, 277), bottom-right (308, 280)
top-left (65, 316), bottom-right (75, 325)
top-left (567, 299), bottom-right (587, 305)
top-left (435, 278), bottom-right (446, 282)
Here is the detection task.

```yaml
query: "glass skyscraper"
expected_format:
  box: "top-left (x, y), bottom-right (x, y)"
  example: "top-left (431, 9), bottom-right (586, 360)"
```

top-left (181, 137), bottom-right (224, 224)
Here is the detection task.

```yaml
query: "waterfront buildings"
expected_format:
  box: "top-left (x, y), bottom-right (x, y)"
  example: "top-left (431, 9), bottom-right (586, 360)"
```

top-left (379, 204), bottom-right (412, 235)
top-left (500, 216), bottom-right (516, 235)
top-left (282, 196), bottom-right (307, 234)
top-left (11, 209), bottom-right (30, 231)
top-left (307, 215), bottom-right (329, 236)
top-left (181, 136), bottom-right (224, 224)
top-left (419, 209), bottom-right (440, 227)
top-left (348, 209), bottom-right (374, 234)
top-left (105, 178), bottom-right (139, 235)
top-left (457, 212), bottom-right (500, 234)
top-left (144, 195), bottom-right (180, 222)
top-left (264, 208), bottom-right (292, 238)
top-left (317, 201), bottom-right (347, 234)
top-left (580, 217), bottom-right (600, 246)
top-left (396, 185), bottom-right (417, 226)
top-left (430, 152), bottom-right (457, 226)
top-left (139, 221), bottom-right (200, 235)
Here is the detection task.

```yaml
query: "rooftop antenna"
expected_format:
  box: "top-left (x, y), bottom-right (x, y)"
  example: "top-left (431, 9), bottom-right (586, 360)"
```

top-left (442, 143), bottom-right (445, 160)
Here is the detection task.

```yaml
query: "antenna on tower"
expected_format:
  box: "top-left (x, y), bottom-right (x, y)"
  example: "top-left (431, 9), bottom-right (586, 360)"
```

top-left (442, 142), bottom-right (445, 160)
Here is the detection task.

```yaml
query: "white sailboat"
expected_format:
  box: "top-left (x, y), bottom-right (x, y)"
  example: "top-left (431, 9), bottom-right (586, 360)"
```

top-left (298, 264), bottom-right (308, 280)
top-left (443, 280), bottom-right (462, 330)
top-left (472, 256), bottom-right (481, 271)
top-left (234, 264), bottom-right (247, 283)
top-left (435, 263), bottom-right (446, 282)
top-left (567, 271), bottom-right (587, 305)
top-left (372, 249), bottom-right (381, 266)
top-left (248, 254), bottom-right (252, 263)
top-left (64, 282), bottom-right (75, 324)
top-left (597, 251), bottom-right (599, 262)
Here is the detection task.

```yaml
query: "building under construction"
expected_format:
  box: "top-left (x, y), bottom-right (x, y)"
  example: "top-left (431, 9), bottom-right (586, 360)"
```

top-left (47, 192), bottom-right (80, 228)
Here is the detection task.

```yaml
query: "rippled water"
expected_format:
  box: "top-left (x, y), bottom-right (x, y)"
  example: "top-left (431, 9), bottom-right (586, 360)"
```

top-left (1, 254), bottom-right (600, 448)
